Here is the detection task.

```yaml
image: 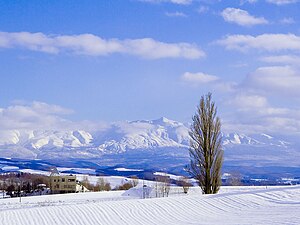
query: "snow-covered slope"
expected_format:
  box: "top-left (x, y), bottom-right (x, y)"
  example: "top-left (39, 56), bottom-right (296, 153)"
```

top-left (0, 185), bottom-right (299, 225)
top-left (0, 130), bottom-right (93, 149)
top-left (223, 133), bottom-right (290, 147)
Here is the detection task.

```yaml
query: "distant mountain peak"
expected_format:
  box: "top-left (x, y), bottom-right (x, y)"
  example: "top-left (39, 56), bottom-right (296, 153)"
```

top-left (0, 118), bottom-right (293, 160)
top-left (151, 117), bottom-right (181, 127)
top-left (222, 132), bottom-right (289, 148)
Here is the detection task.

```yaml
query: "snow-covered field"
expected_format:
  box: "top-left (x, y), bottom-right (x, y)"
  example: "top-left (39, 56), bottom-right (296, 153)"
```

top-left (0, 185), bottom-right (299, 225)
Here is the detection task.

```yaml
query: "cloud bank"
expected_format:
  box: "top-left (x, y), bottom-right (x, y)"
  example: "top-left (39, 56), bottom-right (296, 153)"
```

top-left (0, 31), bottom-right (204, 59)
top-left (0, 102), bottom-right (106, 131)
top-left (260, 55), bottom-right (300, 65)
top-left (180, 66), bottom-right (300, 136)
top-left (218, 33), bottom-right (300, 52)
top-left (244, 66), bottom-right (300, 94)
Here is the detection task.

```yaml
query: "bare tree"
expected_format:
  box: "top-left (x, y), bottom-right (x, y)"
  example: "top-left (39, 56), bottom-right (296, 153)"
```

top-left (130, 175), bottom-right (139, 187)
top-left (188, 93), bottom-right (224, 194)
top-left (227, 171), bottom-right (243, 186)
top-left (177, 176), bottom-right (192, 194)
top-left (81, 176), bottom-right (93, 191)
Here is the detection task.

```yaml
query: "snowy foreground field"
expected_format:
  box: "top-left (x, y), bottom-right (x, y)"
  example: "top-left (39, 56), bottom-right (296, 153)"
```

top-left (0, 185), bottom-right (300, 225)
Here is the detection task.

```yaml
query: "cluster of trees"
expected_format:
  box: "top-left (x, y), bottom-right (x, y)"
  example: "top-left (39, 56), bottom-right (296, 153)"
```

top-left (0, 172), bottom-right (50, 197)
top-left (177, 176), bottom-right (192, 194)
top-left (152, 175), bottom-right (193, 197)
top-left (81, 177), bottom-right (111, 192)
top-left (80, 175), bottom-right (139, 191)
top-left (115, 176), bottom-right (139, 190)
top-left (153, 174), bottom-right (171, 197)
top-left (95, 178), bottom-right (112, 191)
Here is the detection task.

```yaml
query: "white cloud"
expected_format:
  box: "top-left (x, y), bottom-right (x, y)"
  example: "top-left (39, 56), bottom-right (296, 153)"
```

top-left (180, 71), bottom-right (238, 95)
top-left (218, 33), bottom-right (300, 52)
top-left (266, 0), bottom-right (298, 5)
top-left (223, 93), bottom-right (300, 135)
top-left (229, 94), bottom-right (292, 116)
top-left (181, 71), bottom-right (237, 92)
top-left (223, 116), bottom-right (300, 135)
top-left (139, 0), bottom-right (192, 5)
top-left (182, 72), bottom-right (219, 84)
top-left (231, 94), bottom-right (268, 109)
top-left (0, 101), bottom-right (106, 131)
top-left (260, 55), bottom-right (300, 65)
top-left (221, 8), bottom-right (268, 26)
top-left (0, 31), bottom-right (204, 59)
top-left (125, 38), bottom-right (204, 59)
top-left (31, 102), bottom-right (73, 115)
top-left (280, 17), bottom-right (295, 24)
top-left (165, 12), bottom-right (187, 17)
top-left (0, 102), bottom-right (72, 130)
top-left (243, 66), bottom-right (300, 95)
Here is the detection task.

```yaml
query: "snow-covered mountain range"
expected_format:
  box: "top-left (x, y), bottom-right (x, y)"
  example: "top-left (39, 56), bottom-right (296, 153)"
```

top-left (0, 117), bottom-right (298, 166)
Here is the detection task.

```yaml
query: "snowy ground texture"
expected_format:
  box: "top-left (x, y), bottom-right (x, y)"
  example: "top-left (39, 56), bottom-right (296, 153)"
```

top-left (0, 185), bottom-right (300, 225)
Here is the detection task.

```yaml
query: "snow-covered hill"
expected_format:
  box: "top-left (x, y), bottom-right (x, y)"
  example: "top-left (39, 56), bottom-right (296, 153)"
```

top-left (1, 185), bottom-right (299, 225)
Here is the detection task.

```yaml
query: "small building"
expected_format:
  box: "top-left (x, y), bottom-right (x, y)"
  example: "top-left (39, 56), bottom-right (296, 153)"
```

top-left (50, 175), bottom-right (77, 194)
top-left (0, 190), bottom-right (10, 199)
top-left (76, 183), bottom-right (90, 193)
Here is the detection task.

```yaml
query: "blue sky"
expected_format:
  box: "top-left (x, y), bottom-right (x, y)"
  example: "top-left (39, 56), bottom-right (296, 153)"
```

top-left (1, 0), bottom-right (300, 136)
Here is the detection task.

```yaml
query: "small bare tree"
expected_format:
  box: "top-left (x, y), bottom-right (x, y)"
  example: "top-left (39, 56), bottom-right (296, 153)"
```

top-left (227, 172), bottom-right (243, 186)
top-left (188, 93), bottom-right (224, 194)
top-left (130, 175), bottom-right (139, 187)
top-left (177, 176), bottom-right (192, 194)
top-left (81, 176), bottom-right (93, 191)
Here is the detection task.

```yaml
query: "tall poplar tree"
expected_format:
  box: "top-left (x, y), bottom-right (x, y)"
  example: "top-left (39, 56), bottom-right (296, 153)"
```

top-left (188, 93), bottom-right (223, 194)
